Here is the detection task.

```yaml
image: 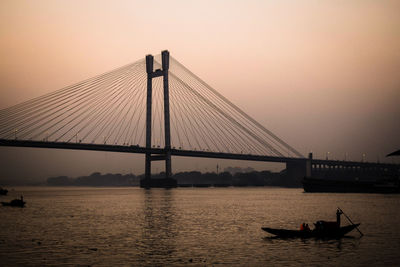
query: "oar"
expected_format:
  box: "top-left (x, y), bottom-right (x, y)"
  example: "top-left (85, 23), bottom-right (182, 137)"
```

top-left (338, 207), bottom-right (364, 236)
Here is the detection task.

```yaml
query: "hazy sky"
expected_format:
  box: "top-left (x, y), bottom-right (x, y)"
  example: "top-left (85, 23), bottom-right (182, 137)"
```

top-left (0, 0), bottom-right (399, 182)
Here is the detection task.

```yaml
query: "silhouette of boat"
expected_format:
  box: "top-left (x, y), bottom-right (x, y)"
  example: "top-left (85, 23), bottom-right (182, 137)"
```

top-left (1, 197), bottom-right (25, 207)
top-left (262, 208), bottom-right (362, 238)
top-left (262, 223), bottom-right (360, 238)
top-left (0, 187), bottom-right (8, 195)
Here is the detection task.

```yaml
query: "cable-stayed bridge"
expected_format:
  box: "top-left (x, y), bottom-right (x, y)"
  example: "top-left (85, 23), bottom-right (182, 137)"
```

top-left (0, 50), bottom-right (398, 187)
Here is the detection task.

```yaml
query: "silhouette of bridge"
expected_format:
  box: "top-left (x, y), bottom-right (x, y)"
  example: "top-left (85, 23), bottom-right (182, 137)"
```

top-left (0, 50), bottom-right (398, 187)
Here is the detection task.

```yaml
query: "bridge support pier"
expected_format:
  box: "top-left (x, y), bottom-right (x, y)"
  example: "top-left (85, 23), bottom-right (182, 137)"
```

top-left (140, 50), bottom-right (177, 188)
top-left (285, 153), bottom-right (312, 187)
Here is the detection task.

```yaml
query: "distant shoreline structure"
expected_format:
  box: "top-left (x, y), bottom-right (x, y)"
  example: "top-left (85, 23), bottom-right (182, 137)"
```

top-left (41, 169), bottom-right (300, 188)
top-left (302, 177), bottom-right (400, 194)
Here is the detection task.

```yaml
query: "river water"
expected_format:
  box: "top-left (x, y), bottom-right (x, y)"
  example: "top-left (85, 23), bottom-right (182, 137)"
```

top-left (0, 187), bottom-right (399, 266)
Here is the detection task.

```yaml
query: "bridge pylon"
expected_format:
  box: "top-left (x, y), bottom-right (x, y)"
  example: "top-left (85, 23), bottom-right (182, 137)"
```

top-left (140, 50), bottom-right (177, 188)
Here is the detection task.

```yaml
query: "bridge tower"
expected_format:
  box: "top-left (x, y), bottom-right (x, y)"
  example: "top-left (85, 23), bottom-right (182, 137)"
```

top-left (140, 50), bottom-right (177, 188)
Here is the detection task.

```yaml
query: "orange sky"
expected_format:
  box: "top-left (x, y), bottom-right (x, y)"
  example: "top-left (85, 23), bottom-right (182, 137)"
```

top-left (0, 0), bottom-right (399, 180)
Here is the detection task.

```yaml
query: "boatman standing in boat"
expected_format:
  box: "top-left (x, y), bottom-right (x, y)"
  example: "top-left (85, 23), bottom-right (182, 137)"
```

top-left (337, 208), bottom-right (343, 227)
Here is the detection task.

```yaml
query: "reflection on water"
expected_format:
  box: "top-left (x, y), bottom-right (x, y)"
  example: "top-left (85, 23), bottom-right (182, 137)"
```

top-left (0, 187), bottom-right (399, 266)
top-left (140, 189), bottom-right (177, 264)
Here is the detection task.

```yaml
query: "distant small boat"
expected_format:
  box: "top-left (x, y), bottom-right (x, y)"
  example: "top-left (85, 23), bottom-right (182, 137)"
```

top-left (0, 187), bottom-right (8, 195)
top-left (262, 223), bottom-right (360, 239)
top-left (1, 196), bottom-right (25, 207)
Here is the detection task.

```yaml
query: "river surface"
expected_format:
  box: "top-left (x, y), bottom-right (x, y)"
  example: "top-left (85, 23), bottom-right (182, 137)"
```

top-left (0, 187), bottom-right (399, 266)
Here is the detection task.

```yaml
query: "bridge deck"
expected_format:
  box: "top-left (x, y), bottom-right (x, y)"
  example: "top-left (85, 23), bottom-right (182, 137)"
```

top-left (0, 139), bottom-right (305, 163)
top-left (0, 139), bottom-right (398, 168)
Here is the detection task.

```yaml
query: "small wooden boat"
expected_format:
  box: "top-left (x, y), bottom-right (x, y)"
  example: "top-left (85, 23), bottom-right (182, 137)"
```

top-left (0, 187), bottom-right (8, 195)
top-left (262, 208), bottom-right (363, 239)
top-left (262, 227), bottom-right (314, 238)
top-left (1, 197), bottom-right (25, 207)
top-left (262, 223), bottom-right (360, 239)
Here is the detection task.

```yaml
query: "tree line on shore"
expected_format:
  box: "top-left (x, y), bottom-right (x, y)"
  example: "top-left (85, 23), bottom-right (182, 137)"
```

top-left (46, 169), bottom-right (301, 188)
